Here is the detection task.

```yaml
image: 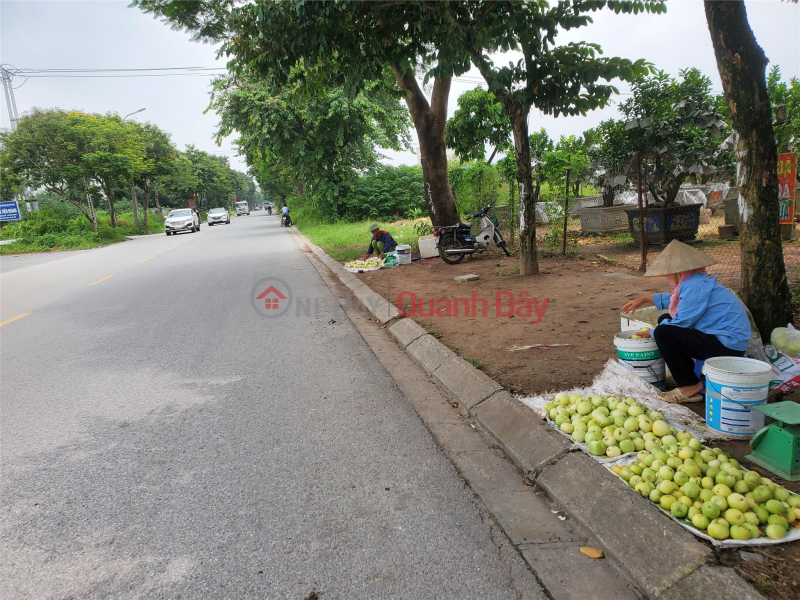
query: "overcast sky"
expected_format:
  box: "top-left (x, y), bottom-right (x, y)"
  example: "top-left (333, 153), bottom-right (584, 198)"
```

top-left (1, 1), bottom-right (799, 174)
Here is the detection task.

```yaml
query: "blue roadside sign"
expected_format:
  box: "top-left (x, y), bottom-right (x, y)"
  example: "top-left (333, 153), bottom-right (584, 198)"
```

top-left (0, 200), bottom-right (22, 222)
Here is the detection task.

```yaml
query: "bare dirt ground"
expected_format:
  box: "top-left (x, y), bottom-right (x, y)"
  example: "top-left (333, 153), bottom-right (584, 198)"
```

top-left (359, 249), bottom-right (663, 394)
top-left (356, 249), bottom-right (800, 600)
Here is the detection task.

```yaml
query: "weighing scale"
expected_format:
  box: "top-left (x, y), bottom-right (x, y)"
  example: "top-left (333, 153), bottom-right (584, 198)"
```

top-left (746, 401), bottom-right (800, 482)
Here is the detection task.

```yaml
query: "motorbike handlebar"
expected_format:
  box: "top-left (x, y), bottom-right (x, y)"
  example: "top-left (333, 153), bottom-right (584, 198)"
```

top-left (471, 201), bottom-right (496, 218)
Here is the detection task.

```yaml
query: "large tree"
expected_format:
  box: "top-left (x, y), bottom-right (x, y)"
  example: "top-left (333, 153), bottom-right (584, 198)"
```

top-left (132, 122), bottom-right (176, 225)
top-left (619, 69), bottom-right (731, 205)
top-left (134, 0), bottom-right (465, 226)
top-left (79, 113), bottom-right (145, 228)
top-left (1, 110), bottom-right (99, 230)
top-left (208, 72), bottom-right (410, 219)
top-left (585, 69), bottom-right (732, 207)
top-left (455, 0), bottom-right (661, 274)
top-left (704, 0), bottom-right (793, 338)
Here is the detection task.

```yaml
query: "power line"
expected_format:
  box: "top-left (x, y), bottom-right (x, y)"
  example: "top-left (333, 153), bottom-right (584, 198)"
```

top-left (16, 66), bottom-right (225, 73)
top-left (2, 65), bottom-right (228, 79)
top-left (20, 73), bottom-right (221, 78)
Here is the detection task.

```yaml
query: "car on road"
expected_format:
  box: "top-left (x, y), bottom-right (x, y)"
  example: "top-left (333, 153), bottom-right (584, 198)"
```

top-left (235, 201), bottom-right (250, 216)
top-left (165, 208), bottom-right (200, 235)
top-left (207, 207), bottom-right (231, 226)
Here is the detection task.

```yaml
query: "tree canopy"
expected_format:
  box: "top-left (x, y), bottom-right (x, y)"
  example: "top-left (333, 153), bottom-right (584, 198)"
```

top-left (446, 88), bottom-right (510, 165)
top-left (208, 71), bottom-right (411, 219)
top-left (0, 109), bottom-right (257, 228)
top-left (767, 66), bottom-right (800, 155)
top-left (581, 68), bottom-right (732, 206)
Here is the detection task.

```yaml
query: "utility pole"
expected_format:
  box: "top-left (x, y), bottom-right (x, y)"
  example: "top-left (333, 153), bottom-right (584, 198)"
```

top-left (123, 108), bottom-right (146, 229)
top-left (1, 66), bottom-right (20, 130)
top-left (1, 66), bottom-right (35, 213)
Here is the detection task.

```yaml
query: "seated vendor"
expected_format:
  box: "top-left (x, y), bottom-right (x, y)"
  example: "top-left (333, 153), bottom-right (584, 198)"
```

top-left (363, 223), bottom-right (398, 260)
top-left (621, 240), bottom-right (751, 404)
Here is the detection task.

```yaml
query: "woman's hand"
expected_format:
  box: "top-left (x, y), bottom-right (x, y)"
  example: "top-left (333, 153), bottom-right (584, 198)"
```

top-left (621, 295), bottom-right (652, 315)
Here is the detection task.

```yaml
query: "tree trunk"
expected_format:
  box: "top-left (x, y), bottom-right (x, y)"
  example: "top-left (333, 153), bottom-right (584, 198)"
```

top-left (602, 185), bottom-right (615, 207)
top-left (392, 66), bottom-right (460, 227)
top-left (154, 179), bottom-right (163, 219)
top-left (131, 181), bottom-right (140, 229)
top-left (142, 181), bottom-right (150, 228)
top-left (509, 104), bottom-right (539, 275)
top-left (705, 0), bottom-right (793, 338)
top-left (507, 174), bottom-right (516, 245)
top-left (103, 184), bottom-right (118, 228)
top-left (61, 184), bottom-right (96, 231)
top-left (664, 176), bottom-right (683, 206)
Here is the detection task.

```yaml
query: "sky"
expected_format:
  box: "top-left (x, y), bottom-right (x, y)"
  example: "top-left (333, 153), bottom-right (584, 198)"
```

top-left (1, 0), bottom-right (799, 174)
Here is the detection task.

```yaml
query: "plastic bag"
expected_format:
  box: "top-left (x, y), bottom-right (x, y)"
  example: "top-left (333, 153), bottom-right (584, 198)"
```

top-left (757, 344), bottom-right (800, 394)
top-left (771, 324), bottom-right (800, 357)
top-left (382, 251), bottom-right (398, 268)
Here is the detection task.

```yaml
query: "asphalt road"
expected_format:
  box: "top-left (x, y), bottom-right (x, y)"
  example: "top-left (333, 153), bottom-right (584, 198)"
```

top-left (1, 213), bottom-right (543, 599)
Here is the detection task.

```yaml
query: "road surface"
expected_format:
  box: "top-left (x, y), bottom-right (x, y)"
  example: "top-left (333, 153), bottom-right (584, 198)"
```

top-left (1, 213), bottom-right (543, 599)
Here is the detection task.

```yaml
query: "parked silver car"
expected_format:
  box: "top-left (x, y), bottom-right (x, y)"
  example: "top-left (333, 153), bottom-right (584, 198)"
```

top-left (207, 207), bottom-right (231, 226)
top-left (165, 208), bottom-right (200, 235)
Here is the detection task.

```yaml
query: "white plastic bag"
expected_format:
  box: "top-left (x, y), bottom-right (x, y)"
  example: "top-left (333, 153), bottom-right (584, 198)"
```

top-left (753, 343), bottom-right (800, 394)
top-left (771, 323), bottom-right (800, 357)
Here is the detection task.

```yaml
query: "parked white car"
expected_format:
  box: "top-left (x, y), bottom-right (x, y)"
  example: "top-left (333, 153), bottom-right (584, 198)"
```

top-left (207, 207), bottom-right (231, 226)
top-left (165, 208), bottom-right (200, 235)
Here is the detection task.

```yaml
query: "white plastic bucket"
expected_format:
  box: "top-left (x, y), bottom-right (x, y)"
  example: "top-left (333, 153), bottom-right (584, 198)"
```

top-left (418, 235), bottom-right (438, 259)
top-left (703, 357), bottom-right (772, 436)
top-left (613, 330), bottom-right (666, 388)
top-left (396, 244), bottom-right (412, 265)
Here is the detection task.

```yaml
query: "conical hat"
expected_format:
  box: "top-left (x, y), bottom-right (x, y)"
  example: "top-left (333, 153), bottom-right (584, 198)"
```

top-left (644, 240), bottom-right (717, 277)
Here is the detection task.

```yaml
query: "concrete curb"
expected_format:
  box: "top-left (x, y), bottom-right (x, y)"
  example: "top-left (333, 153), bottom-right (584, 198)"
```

top-left (288, 226), bottom-right (764, 600)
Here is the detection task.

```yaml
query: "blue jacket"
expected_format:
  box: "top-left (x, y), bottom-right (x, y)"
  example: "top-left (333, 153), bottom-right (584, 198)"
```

top-left (653, 273), bottom-right (751, 351)
top-left (366, 230), bottom-right (398, 254)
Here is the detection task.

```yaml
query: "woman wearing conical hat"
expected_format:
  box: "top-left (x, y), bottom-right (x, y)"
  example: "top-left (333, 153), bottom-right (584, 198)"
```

top-left (622, 240), bottom-right (751, 403)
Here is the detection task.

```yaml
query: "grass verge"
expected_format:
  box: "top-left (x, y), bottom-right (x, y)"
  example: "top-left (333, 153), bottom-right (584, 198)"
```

top-left (295, 219), bottom-right (423, 261)
top-left (0, 210), bottom-right (164, 255)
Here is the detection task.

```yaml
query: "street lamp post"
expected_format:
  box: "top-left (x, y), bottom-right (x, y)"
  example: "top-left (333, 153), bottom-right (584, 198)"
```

top-left (123, 108), bottom-right (146, 228)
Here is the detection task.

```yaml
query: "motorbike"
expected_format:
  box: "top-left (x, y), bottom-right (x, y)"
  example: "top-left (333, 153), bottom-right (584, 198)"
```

top-left (435, 201), bottom-right (511, 264)
top-left (281, 212), bottom-right (292, 227)
top-left (267, 205), bottom-right (272, 215)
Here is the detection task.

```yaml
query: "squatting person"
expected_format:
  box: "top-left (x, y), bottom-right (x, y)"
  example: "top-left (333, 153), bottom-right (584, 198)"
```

top-left (621, 240), bottom-right (751, 404)
top-left (362, 223), bottom-right (398, 260)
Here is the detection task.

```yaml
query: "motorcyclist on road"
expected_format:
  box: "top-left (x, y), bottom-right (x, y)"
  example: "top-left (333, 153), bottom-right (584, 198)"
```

top-left (281, 202), bottom-right (292, 226)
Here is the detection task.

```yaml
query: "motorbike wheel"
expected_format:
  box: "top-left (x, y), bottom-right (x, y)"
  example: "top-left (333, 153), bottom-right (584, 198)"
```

top-left (438, 235), bottom-right (467, 265)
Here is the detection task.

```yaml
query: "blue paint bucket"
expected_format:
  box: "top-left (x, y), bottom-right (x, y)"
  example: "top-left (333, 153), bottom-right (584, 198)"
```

top-left (703, 357), bottom-right (772, 437)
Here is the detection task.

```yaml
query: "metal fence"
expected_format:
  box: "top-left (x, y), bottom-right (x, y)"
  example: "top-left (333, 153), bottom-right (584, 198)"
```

top-left (500, 184), bottom-right (800, 291)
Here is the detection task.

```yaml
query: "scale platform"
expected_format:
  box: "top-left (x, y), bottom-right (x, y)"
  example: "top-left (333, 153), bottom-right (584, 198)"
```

top-left (745, 401), bottom-right (800, 482)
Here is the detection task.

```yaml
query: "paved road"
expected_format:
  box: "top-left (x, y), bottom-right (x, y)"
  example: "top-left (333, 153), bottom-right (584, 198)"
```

top-left (1, 214), bottom-right (543, 599)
